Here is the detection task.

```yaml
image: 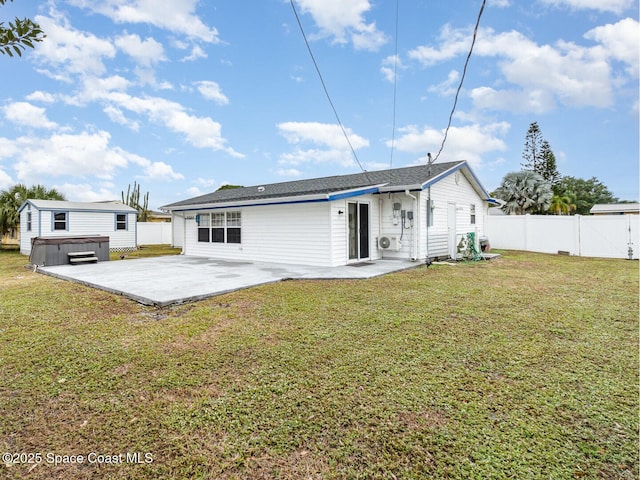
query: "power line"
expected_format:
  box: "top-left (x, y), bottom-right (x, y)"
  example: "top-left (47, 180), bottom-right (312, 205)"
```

top-left (432, 0), bottom-right (486, 162)
top-left (289, 0), bottom-right (372, 183)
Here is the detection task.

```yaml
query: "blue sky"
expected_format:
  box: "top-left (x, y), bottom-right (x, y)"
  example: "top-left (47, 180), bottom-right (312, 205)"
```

top-left (0, 0), bottom-right (638, 210)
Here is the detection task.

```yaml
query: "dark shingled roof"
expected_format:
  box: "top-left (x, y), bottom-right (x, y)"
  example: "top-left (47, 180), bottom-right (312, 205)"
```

top-left (163, 161), bottom-right (464, 209)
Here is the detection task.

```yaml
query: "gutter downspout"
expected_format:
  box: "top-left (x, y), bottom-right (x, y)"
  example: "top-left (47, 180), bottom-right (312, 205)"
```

top-left (378, 197), bottom-right (384, 260)
top-left (405, 190), bottom-right (418, 261)
top-left (181, 212), bottom-right (187, 254)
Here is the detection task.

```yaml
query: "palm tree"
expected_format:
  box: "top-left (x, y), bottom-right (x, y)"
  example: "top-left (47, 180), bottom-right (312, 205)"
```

top-left (548, 194), bottom-right (577, 215)
top-left (493, 171), bottom-right (553, 215)
top-left (0, 184), bottom-right (65, 247)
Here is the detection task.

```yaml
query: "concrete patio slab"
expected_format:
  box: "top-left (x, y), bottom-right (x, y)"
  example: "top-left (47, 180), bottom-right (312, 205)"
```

top-left (39, 255), bottom-right (421, 306)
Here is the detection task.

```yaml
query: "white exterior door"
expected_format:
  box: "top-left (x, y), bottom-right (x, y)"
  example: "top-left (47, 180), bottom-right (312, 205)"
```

top-left (348, 202), bottom-right (370, 261)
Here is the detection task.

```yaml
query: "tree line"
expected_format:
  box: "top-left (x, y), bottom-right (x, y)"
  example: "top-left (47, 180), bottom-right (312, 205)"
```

top-left (492, 122), bottom-right (628, 215)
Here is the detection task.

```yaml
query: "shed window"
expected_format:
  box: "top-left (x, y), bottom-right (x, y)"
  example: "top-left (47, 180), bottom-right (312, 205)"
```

top-left (470, 204), bottom-right (476, 225)
top-left (53, 211), bottom-right (67, 231)
top-left (27, 212), bottom-right (32, 232)
top-left (115, 214), bottom-right (127, 230)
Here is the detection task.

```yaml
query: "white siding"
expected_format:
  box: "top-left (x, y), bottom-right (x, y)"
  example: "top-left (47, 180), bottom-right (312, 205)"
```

top-left (374, 171), bottom-right (487, 261)
top-left (426, 171), bottom-right (485, 259)
top-left (183, 202), bottom-right (335, 266)
top-left (171, 214), bottom-right (185, 248)
top-left (331, 195), bottom-right (382, 265)
top-left (182, 197), bottom-right (382, 267)
top-left (330, 199), bottom-right (348, 266)
top-left (19, 207), bottom-right (38, 255)
top-left (175, 168), bottom-right (488, 265)
top-left (378, 192), bottom-right (420, 260)
top-left (20, 207), bottom-right (136, 255)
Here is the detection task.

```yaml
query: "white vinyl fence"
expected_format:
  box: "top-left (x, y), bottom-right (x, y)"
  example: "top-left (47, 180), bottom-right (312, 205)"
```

top-left (137, 222), bottom-right (172, 245)
top-left (485, 214), bottom-right (639, 260)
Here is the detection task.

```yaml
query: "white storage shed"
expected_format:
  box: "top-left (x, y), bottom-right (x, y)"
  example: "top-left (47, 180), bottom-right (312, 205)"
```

top-left (18, 200), bottom-right (138, 256)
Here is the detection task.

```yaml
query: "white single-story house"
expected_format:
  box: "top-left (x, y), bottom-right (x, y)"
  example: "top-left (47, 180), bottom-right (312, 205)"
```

top-left (590, 203), bottom-right (640, 215)
top-left (18, 200), bottom-right (138, 255)
top-left (161, 160), bottom-right (496, 267)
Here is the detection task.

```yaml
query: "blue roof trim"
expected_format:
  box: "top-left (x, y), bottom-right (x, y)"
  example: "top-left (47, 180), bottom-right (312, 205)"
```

top-left (171, 186), bottom-right (380, 212)
top-left (172, 197), bottom-right (329, 213)
top-left (328, 186), bottom-right (380, 201)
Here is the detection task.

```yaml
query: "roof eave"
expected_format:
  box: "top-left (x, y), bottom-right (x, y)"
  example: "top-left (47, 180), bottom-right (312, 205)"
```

top-left (162, 184), bottom-right (388, 211)
top-left (378, 184), bottom-right (422, 193)
top-left (161, 192), bottom-right (328, 211)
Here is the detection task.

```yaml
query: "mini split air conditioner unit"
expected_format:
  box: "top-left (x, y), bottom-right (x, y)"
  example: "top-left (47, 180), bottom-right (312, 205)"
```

top-left (378, 235), bottom-right (401, 251)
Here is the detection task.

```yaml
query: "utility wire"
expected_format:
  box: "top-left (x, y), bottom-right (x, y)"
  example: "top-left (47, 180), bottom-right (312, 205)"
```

top-left (432, 0), bottom-right (486, 162)
top-left (289, 0), bottom-right (372, 183)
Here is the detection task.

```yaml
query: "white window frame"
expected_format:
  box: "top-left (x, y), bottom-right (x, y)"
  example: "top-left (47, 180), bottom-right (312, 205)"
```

top-left (52, 211), bottom-right (68, 231)
top-left (115, 213), bottom-right (128, 231)
top-left (197, 211), bottom-right (241, 244)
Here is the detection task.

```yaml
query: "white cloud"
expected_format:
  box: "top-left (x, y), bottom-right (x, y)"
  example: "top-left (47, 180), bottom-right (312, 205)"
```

top-left (33, 14), bottom-right (117, 79)
top-left (0, 137), bottom-right (19, 160)
top-left (103, 105), bottom-right (140, 131)
top-left (428, 70), bottom-right (460, 97)
top-left (408, 25), bottom-right (470, 66)
top-left (391, 122), bottom-right (510, 168)
top-left (295, 0), bottom-right (387, 51)
top-left (469, 87), bottom-right (556, 114)
top-left (410, 24), bottom-right (632, 113)
top-left (25, 91), bottom-right (56, 103)
top-left (186, 186), bottom-right (203, 197)
top-left (54, 183), bottom-right (118, 202)
top-left (73, 87), bottom-right (242, 156)
top-left (195, 81), bottom-right (229, 105)
top-left (276, 168), bottom-right (302, 177)
top-left (277, 121), bottom-right (369, 167)
top-left (380, 55), bottom-right (406, 83)
top-left (4, 131), bottom-right (143, 183)
top-left (585, 18), bottom-right (640, 77)
top-left (279, 148), bottom-right (359, 168)
top-left (0, 167), bottom-right (13, 189)
top-left (182, 45), bottom-right (207, 62)
top-left (2, 102), bottom-right (58, 130)
top-left (140, 161), bottom-right (184, 181)
top-left (68, 0), bottom-right (220, 43)
top-left (539, 0), bottom-right (634, 14)
top-left (115, 33), bottom-right (166, 67)
top-left (278, 121), bottom-right (369, 150)
top-left (194, 177), bottom-right (217, 187)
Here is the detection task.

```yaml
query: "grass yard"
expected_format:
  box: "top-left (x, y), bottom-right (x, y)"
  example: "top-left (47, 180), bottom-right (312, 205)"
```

top-left (109, 245), bottom-right (182, 261)
top-left (0, 248), bottom-right (637, 479)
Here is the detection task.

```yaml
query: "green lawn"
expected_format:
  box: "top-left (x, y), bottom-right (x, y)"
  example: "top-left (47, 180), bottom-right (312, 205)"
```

top-left (0, 248), bottom-right (637, 479)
